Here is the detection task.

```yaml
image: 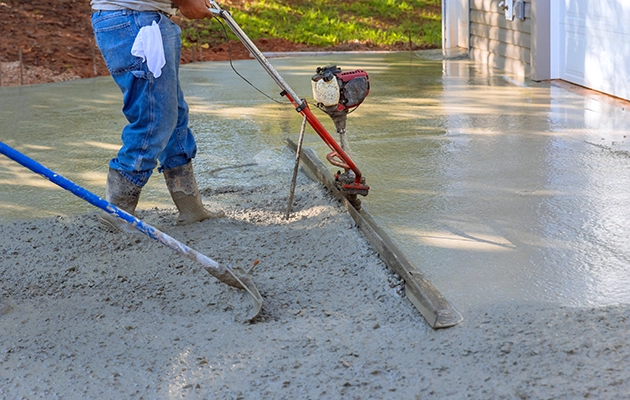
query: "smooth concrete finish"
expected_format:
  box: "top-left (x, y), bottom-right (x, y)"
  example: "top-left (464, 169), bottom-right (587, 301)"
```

top-left (1, 51), bottom-right (629, 313)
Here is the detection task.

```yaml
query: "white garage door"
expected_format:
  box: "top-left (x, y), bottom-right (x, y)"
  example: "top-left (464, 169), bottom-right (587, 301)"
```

top-left (553, 0), bottom-right (630, 100)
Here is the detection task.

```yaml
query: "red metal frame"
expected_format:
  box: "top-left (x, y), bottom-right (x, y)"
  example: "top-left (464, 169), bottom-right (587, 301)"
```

top-left (209, 2), bottom-right (369, 195)
top-left (283, 91), bottom-right (369, 193)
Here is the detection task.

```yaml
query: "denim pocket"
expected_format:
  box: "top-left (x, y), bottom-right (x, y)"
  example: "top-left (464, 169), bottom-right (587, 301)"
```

top-left (92, 14), bottom-right (141, 75)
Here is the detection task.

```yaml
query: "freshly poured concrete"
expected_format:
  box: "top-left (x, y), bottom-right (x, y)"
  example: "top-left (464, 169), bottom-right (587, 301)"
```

top-left (2, 52), bottom-right (628, 312)
top-left (2, 51), bottom-right (630, 398)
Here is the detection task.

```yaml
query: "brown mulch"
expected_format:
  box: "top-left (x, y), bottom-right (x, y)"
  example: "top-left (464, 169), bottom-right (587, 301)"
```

top-left (0, 0), bottom-right (433, 87)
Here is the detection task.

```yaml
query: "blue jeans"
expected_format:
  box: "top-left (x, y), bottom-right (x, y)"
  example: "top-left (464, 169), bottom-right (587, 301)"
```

top-left (92, 10), bottom-right (197, 187)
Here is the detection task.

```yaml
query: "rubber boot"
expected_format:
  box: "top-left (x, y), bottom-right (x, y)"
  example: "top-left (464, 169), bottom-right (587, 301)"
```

top-left (163, 162), bottom-right (225, 225)
top-left (99, 168), bottom-right (142, 234)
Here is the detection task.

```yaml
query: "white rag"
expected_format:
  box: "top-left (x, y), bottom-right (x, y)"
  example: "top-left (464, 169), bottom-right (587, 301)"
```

top-left (131, 21), bottom-right (166, 78)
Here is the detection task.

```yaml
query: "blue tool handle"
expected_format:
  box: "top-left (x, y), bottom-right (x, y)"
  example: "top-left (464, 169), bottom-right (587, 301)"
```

top-left (0, 141), bottom-right (147, 234)
top-left (0, 141), bottom-right (263, 319)
top-left (0, 140), bottom-right (229, 272)
top-left (0, 141), bottom-right (224, 269)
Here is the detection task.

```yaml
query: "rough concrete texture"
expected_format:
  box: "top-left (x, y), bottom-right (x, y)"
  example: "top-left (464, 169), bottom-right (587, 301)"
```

top-left (2, 51), bottom-right (630, 398)
top-left (1, 158), bottom-right (629, 399)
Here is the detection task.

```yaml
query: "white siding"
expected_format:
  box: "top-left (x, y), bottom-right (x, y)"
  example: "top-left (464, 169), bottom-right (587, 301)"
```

top-left (469, 0), bottom-right (533, 77)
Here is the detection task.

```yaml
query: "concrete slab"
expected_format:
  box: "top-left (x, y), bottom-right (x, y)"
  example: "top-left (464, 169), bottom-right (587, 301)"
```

top-left (1, 50), bottom-right (629, 314)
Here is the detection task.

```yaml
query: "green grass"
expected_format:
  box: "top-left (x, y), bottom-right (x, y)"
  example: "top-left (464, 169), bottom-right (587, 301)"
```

top-left (178, 0), bottom-right (441, 49)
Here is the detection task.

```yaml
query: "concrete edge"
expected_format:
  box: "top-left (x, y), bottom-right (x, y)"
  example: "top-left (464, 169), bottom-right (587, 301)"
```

top-left (287, 139), bottom-right (463, 329)
top-left (261, 51), bottom-right (397, 58)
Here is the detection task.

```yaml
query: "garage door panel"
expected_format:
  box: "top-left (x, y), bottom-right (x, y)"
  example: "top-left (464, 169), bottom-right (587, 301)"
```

top-left (564, 31), bottom-right (585, 81)
top-left (566, 0), bottom-right (630, 24)
top-left (557, 0), bottom-right (630, 100)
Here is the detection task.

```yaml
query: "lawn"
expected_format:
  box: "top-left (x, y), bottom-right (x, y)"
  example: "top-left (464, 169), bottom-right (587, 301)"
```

top-left (180, 0), bottom-right (442, 50)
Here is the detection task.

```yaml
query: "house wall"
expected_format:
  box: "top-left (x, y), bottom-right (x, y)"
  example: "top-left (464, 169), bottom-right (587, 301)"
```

top-left (468, 0), bottom-right (534, 78)
top-left (442, 0), bottom-right (470, 50)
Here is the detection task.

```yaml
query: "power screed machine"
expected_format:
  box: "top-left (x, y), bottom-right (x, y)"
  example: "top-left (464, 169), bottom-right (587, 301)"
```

top-left (208, 0), bottom-right (371, 208)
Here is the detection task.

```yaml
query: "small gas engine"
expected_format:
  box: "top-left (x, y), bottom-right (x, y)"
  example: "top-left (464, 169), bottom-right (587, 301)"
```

top-left (311, 65), bottom-right (370, 152)
top-left (311, 65), bottom-right (370, 205)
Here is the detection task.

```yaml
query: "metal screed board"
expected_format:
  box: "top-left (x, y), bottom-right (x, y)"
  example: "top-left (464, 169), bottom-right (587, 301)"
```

top-left (287, 139), bottom-right (463, 329)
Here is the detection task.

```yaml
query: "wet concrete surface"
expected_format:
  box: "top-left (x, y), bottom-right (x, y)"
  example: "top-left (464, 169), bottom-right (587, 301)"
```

top-left (1, 51), bottom-right (629, 312)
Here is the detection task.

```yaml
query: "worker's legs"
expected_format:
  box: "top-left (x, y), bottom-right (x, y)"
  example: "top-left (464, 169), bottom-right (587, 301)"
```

top-left (92, 9), bottom-right (197, 187)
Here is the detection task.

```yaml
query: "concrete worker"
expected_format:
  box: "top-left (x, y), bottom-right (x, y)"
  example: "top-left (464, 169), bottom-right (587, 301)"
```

top-left (90, 0), bottom-right (223, 232)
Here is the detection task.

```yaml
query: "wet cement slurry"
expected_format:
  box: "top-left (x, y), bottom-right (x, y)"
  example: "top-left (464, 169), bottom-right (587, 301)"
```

top-left (1, 51), bottom-right (629, 313)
